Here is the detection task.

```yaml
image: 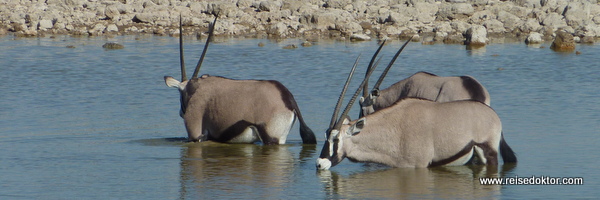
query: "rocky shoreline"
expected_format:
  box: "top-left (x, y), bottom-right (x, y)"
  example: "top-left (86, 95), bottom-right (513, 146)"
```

top-left (1, 0), bottom-right (599, 46)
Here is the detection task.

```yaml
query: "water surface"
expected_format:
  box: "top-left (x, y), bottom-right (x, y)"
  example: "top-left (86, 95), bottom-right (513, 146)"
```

top-left (0, 35), bottom-right (598, 199)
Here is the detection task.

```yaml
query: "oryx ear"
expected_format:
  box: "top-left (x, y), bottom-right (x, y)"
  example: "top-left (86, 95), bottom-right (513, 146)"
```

top-left (341, 115), bottom-right (351, 125)
top-left (359, 96), bottom-right (365, 104)
top-left (347, 118), bottom-right (366, 136)
top-left (164, 76), bottom-right (185, 90)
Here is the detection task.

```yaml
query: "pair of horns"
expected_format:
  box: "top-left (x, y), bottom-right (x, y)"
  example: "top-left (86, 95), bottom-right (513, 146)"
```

top-left (364, 36), bottom-right (415, 98)
top-left (179, 14), bottom-right (218, 81)
top-left (328, 40), bottom-right (386, 132)
top-left (328, 38), bottom-right (413, 133)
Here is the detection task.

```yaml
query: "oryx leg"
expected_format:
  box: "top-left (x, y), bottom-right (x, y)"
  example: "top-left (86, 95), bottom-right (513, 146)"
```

top-left (184, 117), bottom-right (206, 142)
top-left (474, 143), bottom-right (499, 165)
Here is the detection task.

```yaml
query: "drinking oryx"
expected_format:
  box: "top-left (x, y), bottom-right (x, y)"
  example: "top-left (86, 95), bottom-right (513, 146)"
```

top-left (316, 44), bottom-right (516, 169)
top-left (164, 16), bottom-right (316, 144)
top-left (358, 40), bottom-right (490, 117)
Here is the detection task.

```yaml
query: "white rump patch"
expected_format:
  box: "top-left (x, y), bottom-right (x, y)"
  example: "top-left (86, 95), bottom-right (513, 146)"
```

top-left (228, 126), bottom-right (260, 144)
top-left (266, 112), bottom-right (295, 144)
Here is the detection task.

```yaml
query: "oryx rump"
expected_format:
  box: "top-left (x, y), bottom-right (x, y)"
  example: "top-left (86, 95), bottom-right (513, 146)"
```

top-left (164, 15), bottom-right (316, 144)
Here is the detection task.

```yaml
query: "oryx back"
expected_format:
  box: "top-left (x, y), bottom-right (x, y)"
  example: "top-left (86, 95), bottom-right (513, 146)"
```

top-left (363, 72), bottom-right (491, 117)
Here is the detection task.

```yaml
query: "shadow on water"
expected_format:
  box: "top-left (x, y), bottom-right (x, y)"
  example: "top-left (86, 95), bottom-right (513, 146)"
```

top-left (317, 164), bottom-right (517, 199)
top-left (129, 137), bottom-right (189, 147)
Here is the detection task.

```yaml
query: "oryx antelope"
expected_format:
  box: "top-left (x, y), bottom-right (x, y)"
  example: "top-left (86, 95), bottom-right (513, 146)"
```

top-left (316, 43), bottom-right (516, 169)
top-left (359, 40), bottom-right (490, 117)
top-left (164, 16), bottom-right (316, 144)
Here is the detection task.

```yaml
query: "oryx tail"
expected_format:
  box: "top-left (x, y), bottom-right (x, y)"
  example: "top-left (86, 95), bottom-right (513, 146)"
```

top-left (499, 132), bottom-right (517, 163)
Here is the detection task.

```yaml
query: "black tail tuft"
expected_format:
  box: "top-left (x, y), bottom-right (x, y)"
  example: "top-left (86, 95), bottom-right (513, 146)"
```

top-left (499, 132), bottom-right (517, 163)
top-left (300, 122), bottom-right (317, 144)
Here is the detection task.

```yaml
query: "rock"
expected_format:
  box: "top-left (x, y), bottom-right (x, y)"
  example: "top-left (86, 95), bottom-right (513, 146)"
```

top-left (282, 44), bottom-right (297, 49)
top-left (133, 13), bottom-right (156, 24)
top-left (550, 31), bottom-right (575, 51)
top-left (301, 41), bottom-right (312, 47)
top-left (444, 33), bottom-right (465, 44)
top-left (437, 3), bottom-right (474, 21)
top-left (106, 24), bottom-right (119, 32)
top-left (90, 23), bottom-right (106, 35)
top-left (102, 42), bottom-right (125, 49)
top-left (258, 1), bottom-right (282, 12)
top-left (350, 33), bottom-right (371, 41)
top-left (0, 0), bottom-right (598, 44)
top-left (497, 11), bottom-right (522, 32)
top-left (525, 32), bottom-right (543, 44)
top-left (105, 4), bottom-right (121, 20)
top-left (542, 13), bottom-right (568, 29)
top-left (483, 19), bottom-right (506, 34)
top-left (465, 25), bottom-right (488, 47)
top-left (580, 36), bottom-right (594, 44)
top-left (38, 19), bottom-right (53, 30)
top-left (324, 0), bottom-right (352, 9)
top-left (563, 2), bottom-right (590, 29)
top-left (520, 18), bottom-right (542, 33)
top-left (513, 0), bottom-right (542, 8)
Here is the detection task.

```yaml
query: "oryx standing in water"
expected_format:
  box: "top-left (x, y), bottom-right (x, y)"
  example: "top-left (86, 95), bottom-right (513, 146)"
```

top-left (316, 42), bottom-right (516, 169)
top-left (358, 39), bottom-right (490, 117)
top-left (164, 16), bottom-right (316, 144)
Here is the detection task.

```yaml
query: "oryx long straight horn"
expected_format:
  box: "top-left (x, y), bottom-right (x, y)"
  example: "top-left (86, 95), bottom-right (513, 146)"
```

top-left (192, 16), bottom-right (218, 78)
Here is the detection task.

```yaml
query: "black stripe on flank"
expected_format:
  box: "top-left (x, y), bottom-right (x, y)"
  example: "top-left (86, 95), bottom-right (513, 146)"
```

top-left (460, 76), bottom-right (487, 104)
top-left (429, 141), bottom-right (475, 167)
top-left (267, 80), bottom-right (295, 111)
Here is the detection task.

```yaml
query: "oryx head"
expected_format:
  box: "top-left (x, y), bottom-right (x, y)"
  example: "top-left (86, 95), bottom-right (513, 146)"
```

top-left (358, 38), bottom-right (413, 118)
top-left (164, 15), bottom-right (217, 118)
top-left (317, 42), bottom-right (383, 170)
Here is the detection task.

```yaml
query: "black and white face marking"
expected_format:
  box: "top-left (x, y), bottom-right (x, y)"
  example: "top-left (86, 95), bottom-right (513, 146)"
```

top-left (316, 118), bottom-right (365, 170)
top-left (317, 129), bottom-right (343, 170)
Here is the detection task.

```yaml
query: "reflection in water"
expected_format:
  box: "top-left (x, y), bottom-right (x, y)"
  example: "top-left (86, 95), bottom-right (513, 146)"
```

top-left (318, 164), bottom-right (516, 199)
top-left (467, 45), bottom-right (487, 56)
top-left (178, 142), bottom-right (316, 199)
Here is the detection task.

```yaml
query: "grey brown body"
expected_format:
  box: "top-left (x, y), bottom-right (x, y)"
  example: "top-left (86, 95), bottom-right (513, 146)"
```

top-left (165, 75), bottom-right (315, 144)
top-left (164, 15), bottom-right (316, 144)
top-left (360, 71), bottom-right (491, 116)
top-left (318, 98), bottom-right (516, 169)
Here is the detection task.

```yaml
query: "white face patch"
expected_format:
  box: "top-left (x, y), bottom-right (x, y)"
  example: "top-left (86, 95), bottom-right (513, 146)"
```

top-left (328, 130), bottom-right (339, 157)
